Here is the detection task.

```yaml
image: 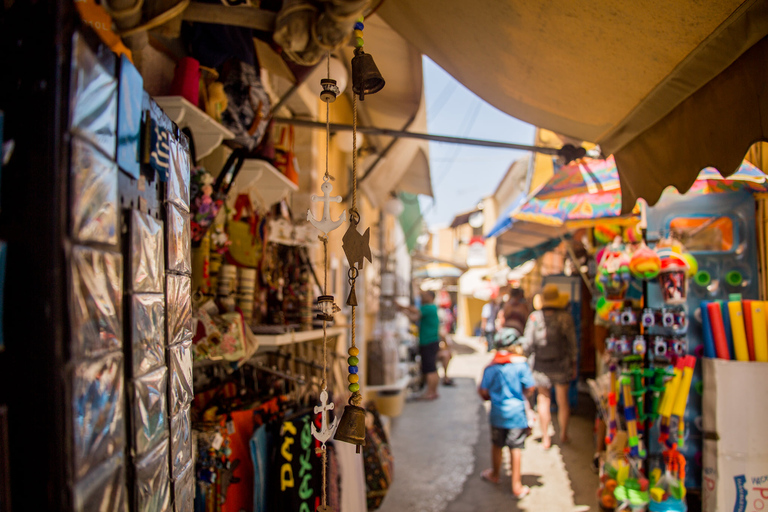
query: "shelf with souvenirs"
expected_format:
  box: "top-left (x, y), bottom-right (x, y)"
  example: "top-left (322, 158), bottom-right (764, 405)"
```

top-left (154, 95), bottom-right (235, 160)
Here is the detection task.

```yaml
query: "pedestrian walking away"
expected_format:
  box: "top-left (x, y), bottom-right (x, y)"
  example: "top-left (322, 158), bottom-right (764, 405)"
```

top-left (521, 284), bottom-right (577, 449)
top-left (478, 332), bottom-right (535, 499)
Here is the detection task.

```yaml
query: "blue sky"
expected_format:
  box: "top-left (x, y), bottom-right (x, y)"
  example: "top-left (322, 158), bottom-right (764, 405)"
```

top-left (421, 57), bottom-right (535, 228)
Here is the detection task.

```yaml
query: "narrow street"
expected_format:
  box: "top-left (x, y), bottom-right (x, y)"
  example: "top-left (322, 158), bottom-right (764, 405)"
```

top-left (378, 336), bottom-right (600, 512)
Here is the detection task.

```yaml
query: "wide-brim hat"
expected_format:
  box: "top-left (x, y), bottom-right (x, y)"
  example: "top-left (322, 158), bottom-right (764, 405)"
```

top-left (541, 283), bottom-right (569, 309)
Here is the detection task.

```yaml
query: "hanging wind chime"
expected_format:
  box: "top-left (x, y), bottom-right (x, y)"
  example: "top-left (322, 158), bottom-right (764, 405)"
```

top-left (308, 17), bottom-right (384, 512)
top-left (333, 16), bottom-right (384, 452)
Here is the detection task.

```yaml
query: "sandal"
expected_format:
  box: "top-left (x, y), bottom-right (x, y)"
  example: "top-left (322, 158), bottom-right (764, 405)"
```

top-left (481, 469), bottom-right (500, 485)
top-left (513, 486), bottom-right (531, 499)
top-left (442, 378), bottom-right (456, 386)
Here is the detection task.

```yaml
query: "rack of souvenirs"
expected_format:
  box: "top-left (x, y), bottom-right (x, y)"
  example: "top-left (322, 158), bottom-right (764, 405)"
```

top-left (190, 351), bottom-right (393, 512)
top-left (590, 232), bottom-right (699, 512)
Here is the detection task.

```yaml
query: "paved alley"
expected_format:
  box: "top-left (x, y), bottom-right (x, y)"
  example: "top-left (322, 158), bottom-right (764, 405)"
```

top-left (377, 336), bottom-right (600, 512)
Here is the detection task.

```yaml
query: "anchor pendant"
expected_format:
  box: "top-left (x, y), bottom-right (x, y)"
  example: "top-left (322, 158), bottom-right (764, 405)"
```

top-left (311, 389), bottom-right (338, 448)
top-left (307, 179), bottom-right (347, 235)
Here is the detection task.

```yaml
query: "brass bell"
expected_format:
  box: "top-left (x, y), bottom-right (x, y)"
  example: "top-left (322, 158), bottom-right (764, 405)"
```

top-left (333, 403), bottom-right (366, 453)
top-left (351, 47), bottom-right (385, 100)
top-left (346, 285), bottom-right (358, 307)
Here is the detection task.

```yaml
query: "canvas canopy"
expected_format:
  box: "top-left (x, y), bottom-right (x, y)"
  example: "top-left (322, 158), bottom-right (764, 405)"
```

top-left (378, 0), bottom-right (768, 212)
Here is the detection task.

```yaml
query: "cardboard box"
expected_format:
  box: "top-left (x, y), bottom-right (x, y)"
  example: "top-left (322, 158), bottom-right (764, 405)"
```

top-left (702, 358), bottom-right (768, 512)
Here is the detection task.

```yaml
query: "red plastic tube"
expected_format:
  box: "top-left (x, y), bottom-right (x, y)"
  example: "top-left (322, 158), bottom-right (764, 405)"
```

top-left (707, 302), bottom-right (731, 359)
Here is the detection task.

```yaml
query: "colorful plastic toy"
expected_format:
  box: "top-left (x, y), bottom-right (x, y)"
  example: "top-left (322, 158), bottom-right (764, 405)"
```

top-left (623, 224), bottom-right (643, 244)
top-left (594, 222), bottom-right (623, 246)
top-left (598, 248), bottom-right (632, 301)
top-left (621, 376), bottom-right (644, 457)
top-left (629, 243), bottom-right (662, 280)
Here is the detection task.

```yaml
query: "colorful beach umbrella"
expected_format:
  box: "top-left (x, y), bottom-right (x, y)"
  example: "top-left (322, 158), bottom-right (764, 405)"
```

top-left (512, 159), bottom-right (766, 227)
top-left (534, 156), bottom-right (620, 200)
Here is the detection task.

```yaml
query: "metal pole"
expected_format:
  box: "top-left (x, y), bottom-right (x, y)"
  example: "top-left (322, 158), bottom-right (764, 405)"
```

top-left (273, 117), bottom-right (560, 155)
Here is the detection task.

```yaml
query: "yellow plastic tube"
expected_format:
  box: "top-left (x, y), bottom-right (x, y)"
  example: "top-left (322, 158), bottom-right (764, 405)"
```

top-left (659, 365), bottom-right (682, 420)
top-left (755, 301), bottom-right (768, 362)
top-left (671, 357), bottom-right (695, 418)
top-left (728, 301), bottom-right (750, 361)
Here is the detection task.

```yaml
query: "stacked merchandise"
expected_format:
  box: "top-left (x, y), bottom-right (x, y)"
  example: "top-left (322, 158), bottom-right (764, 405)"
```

top-left (164, 105), bottom-right (196, 510)
top-left (699, 294), bottom-right (768, 362)
top-left (68, 32), bottom-right (127, 510)
top-left (67, 28), bottom-right (195, 511)
top-left (592, 227), bottom-right (697, 512)
top-left (124, 52), bottom-right (172, 511)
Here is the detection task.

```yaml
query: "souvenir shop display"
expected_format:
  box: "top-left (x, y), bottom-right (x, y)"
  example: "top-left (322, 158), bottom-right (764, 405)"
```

top-left (183, 20), bottom-right (386, 511)
top-left (592, 232), bottom-right (698, 511)
top-left (0, 3), bottom-right (403, 509)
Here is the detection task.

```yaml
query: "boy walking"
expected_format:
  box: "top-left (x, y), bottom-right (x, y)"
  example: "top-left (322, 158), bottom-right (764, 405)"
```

top-left (478, 331), bottom-right (535, 498)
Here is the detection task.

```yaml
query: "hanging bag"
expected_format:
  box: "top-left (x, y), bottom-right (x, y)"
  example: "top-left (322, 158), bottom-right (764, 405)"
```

top-left (226, 194), bottom-right (263, 268)
top-left (273, 125), bottom-right (299, 186)
top-left (219, 59), bottom-right (271, 153)
top-left (363, 403), bottom-right (394, 510)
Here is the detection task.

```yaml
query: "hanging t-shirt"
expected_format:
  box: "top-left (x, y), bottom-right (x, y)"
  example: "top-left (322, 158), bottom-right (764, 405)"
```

top-left (268, 411), bottom-right (322, 512)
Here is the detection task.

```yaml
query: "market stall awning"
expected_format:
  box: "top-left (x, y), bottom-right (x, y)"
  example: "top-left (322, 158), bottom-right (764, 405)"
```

top-left (378, 0), bottom-right (768, 212)
top-left (413, 262), bottom-right (465, 279)
top-left (493, 220), bottom-right (567, 257)
top-left (398, 192), bottom-right (424, 252)
top-left (485, 193), bottom-right (526, 238)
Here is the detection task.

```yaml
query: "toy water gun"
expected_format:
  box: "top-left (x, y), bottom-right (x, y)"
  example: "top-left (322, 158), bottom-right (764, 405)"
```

top-left (658, 360), bottom-right (683, 448)
top-left (647, 367), bottom-right (674, 422)
top-left (624, 367), bottom-right (647, 423)
top-left (621, 376), bottom-right (644, 457)
top-left (607, 392), bottom-right (618, 444)
top-left (666, 356), bottom-right (695, 449)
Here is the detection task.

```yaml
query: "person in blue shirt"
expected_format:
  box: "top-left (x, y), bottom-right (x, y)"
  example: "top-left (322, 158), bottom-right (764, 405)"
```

top-left (478, 329), bottom-right (535, 499)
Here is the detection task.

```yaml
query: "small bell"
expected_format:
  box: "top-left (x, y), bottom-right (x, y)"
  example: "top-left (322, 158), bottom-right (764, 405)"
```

top-left (346, 285), bottom-right (358, 307)
top-left (351, 47), bottom-right (385, 100)
top-left (333, 402), bottom-right (366, 453)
